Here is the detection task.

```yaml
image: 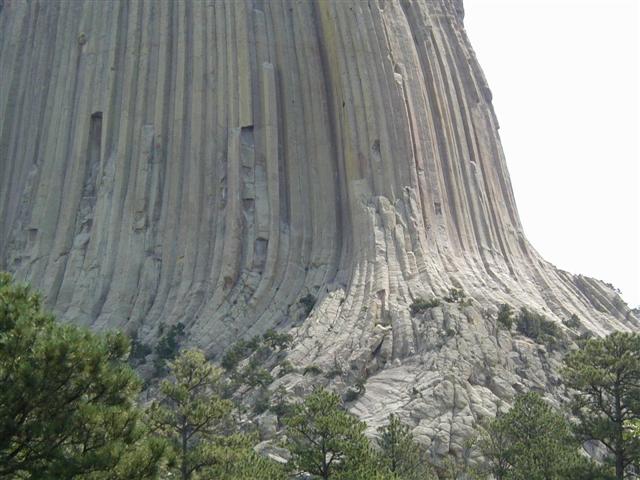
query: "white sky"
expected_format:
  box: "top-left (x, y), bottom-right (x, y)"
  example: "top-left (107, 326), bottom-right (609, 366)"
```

top-left (463, 0), bottom-right (640, 306)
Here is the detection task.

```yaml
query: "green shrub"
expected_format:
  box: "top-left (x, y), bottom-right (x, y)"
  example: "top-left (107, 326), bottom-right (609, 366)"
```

top-left (271, 399), bottom-right (294, 420)
top-left (154, 322), bottom-right (184, 374)
top-left (563, 313), bottom-right (582, 330)
top-left (221, 336), bottom-right (261, 371)
top-left (376, 414), bottom-right (435, 480)
top-left (444, 288), bottom-right (466, 304)
top-left (237, 358), bottom-right (274, 388)
top-left (344, 377), bottom-right (366, 402)
top-left (410, 297), bottom-right (441, 315)
top-left (277, 359), bottom-right (296, 377)
top-left (497, 303), bottom-right (514, 330)
top-left (253, 344), bottom-right (274, 364)
top-left (129, 332), bottom-right (152, 360)
top-left (221, 342), bottom-right (246, 371)
top-left (299, 294), bottom-right (317, 316)
top-left (270, 386), bottom-right (294, 421)
top-left (576, 330), bottom-right (595, 346)
top-left (284, 389), bottom-right (371, 479)
top-left (516, 308), bottom-right (564, 347)
top-left (344, 388), bottom-right (361, 402)
top-left (262, 328), bottom-right (293, 350)
top-left (479, 392), bottom-right (598, 480)
top-left (303, 364), bottom-right (322, 376)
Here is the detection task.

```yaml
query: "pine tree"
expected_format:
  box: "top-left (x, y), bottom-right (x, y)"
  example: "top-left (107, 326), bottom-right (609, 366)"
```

top-left (625, 419), bottom-right (640, 476)
top-left (478, 412), bottom-right (511, 480)
top-left (0, 273), bottom-right (165, 479)
top-left (148, 349), bottom-right (233, 479)
top-left (195, 432), bottom-right (287, 479)
top-left (562, 332), bottom-right (640, 479)
top-left (479, 392), bottom-right (595, 480)
top-left (627, 419), bottom-right (640, 440)
top-left (149, 348), bottom-right (284, 479)
top-left (376, 414), bottom-right (435, 479)
top-left (284, 388), bottom-right (375, 479)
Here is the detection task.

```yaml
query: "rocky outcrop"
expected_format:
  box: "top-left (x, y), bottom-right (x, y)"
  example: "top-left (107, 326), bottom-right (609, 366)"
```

top-left (1, 0), bottom-right (636, 460)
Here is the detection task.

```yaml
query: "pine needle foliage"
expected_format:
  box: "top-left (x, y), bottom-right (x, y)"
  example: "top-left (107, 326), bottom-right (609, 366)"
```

top-left (376, 414), bottom-right (436, 480)
top-left (0, 273), bottom-right (165, 479)
top-left (284, 388), bottom-right (377, 479)
top-left (562, 332), bottom-right (640, 479)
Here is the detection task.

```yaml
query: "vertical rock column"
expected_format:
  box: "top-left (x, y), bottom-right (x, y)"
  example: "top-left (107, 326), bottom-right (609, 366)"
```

top-left (0, 0), bottom-right (633, 356)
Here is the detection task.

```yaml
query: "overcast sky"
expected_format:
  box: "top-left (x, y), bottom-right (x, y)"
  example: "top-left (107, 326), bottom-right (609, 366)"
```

top-left (463, 0), bottom-right (640, 306)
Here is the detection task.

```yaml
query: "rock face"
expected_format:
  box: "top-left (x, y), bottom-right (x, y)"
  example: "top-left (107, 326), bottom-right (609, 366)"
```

top-left (0, 0), bottom-right (636, 459)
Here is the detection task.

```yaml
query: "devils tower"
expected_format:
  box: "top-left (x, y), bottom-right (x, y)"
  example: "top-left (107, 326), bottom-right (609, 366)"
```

top-left (0, 0), bottom-right (636, 457)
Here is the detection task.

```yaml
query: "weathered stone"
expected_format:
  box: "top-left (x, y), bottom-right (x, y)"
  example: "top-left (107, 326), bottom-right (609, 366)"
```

top-left (256, 412), bottom-right (279, 441)
top-left (254, 441), bottom-right (290, 464)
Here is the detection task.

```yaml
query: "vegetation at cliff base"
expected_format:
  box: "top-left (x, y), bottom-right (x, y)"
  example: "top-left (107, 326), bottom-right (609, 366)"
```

top-left (376, 414), bottom-right (435, 479)
top-left (284, 388), bottom-right (374, 479)
top-left (496, 303), bottom-right (514, 330)
top-left (479, 392), bottom-right (606, 480)
top-left (516, 307), bottom-right (565, 347)
top-left (562, 332), bottom-right (640, 479)
top-left (148, 349), bottom-right (284, 479)
top-left (283, 389), bottom-right (437, 479)
top-left (410, 297), bottom-right (441, 315)
top-left (2, 273), bottom-right (639, 479)
top-left (0, 273), bottom-right (165, 479)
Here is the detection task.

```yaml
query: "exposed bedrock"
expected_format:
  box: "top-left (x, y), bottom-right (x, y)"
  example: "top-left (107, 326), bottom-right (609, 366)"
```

top-left (0, 0), bottom-right (636, 458)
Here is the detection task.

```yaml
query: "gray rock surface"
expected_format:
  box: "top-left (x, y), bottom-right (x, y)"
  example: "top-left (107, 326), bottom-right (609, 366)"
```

top-left (1, 0), bottom-right (637, 461)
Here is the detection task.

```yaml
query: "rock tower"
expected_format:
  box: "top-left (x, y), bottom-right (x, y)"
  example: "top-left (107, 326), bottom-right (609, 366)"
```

top-left (1, 0), bottom-right (636, 456)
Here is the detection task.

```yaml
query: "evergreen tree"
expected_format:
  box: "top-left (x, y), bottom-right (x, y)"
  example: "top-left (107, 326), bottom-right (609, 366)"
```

top-left (625, 419), bottom-right (640, 475)
top-left (562, 332), bottom-right (640, 479)
top-left (376, 414), bottom-right (435, 479)
top-left (479, 392), bottom-right (595, 480)
top-left (0, 273), bottom-right (165, 479)
top-left (497, 303), bottom-right (514, 330)
top-left (195, 432), bottom-right (287, 479)
top-left (148, 349), bottom-right (232, 479)
top-left (478, 413), bottom-right (511, 480)
top-left (149, 348), bottom-right (283, 479)
top-left (284, 388), bottom-right (375, 479)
